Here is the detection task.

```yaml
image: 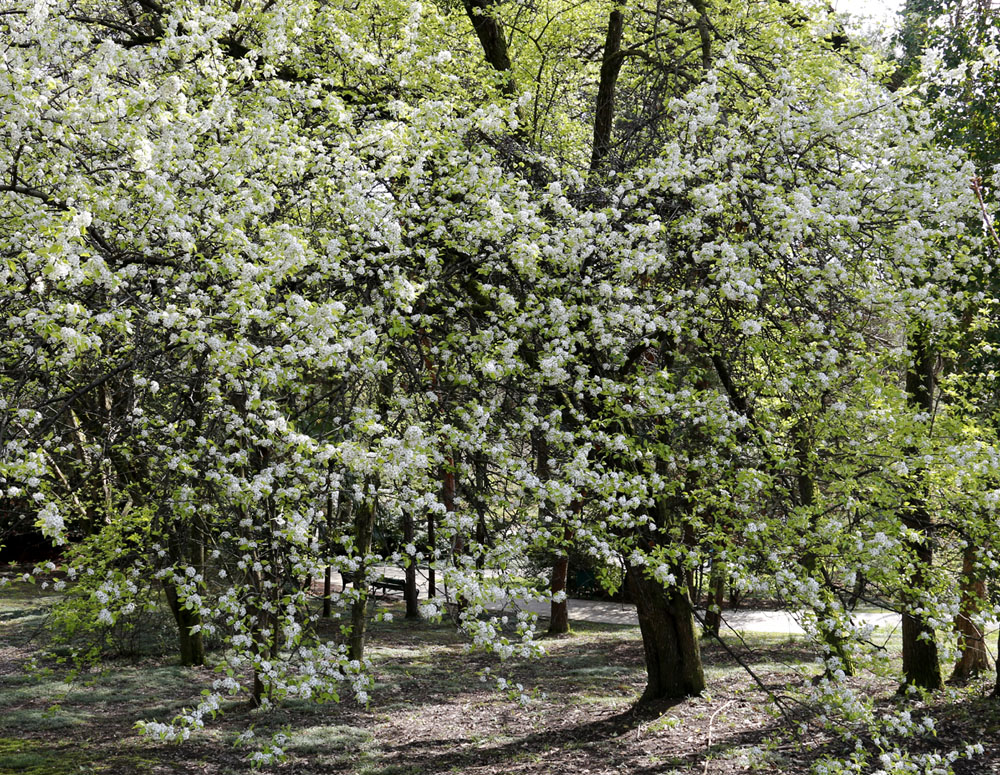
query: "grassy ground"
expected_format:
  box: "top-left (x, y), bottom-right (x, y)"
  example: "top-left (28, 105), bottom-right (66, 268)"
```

top-left (1, 582), bottom-right (999, 774)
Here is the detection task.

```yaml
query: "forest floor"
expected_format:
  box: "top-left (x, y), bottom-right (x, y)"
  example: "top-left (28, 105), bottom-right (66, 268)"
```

top-left (2, 582), bottom-right (1000, 775)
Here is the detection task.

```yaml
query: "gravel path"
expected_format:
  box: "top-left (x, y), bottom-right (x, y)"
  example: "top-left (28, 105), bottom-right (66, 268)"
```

top-left (492, 594), bottom-right (902, 633)
top-left (363, 567), bottom-right (903, 634)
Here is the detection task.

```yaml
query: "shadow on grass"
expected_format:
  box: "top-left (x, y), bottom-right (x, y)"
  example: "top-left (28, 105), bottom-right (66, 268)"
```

top-left (0, 584), bottom-right (834, 775)
top-left (370, 698), bottom-right (794, 775)
top-left (358, 610), bottom-right (819, 717)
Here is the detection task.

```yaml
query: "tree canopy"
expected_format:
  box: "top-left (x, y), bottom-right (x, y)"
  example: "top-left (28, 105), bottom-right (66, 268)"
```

top-left (1, 0), bottom-right (999, 770)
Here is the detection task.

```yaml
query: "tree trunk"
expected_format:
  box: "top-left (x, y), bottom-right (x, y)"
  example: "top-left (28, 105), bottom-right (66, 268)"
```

top-left (440, 459), bottom-right (465, 609)
top-left (626, 563), bottom-right (705, 702)
top-left (702, 560), bottom-right (725, 639)
top-left (348, 498), bottom-right (376, 661)
top-left (403, 513), bottom-right (420, 619)
top-left (163, 531), bottom-right (205, 667)
top-left (949, 545), bottom-right (990, 683)
top-left (994, 627), bottom-right (1000, 698)
top-left (323, 566), bottom-right (333, 618)
top-left (900, 329), bottom-right (942, 691)
top-left (901, 611), bottom-right (942, 690)
top-left (163, 581), bottom-right (205, 666)
top-left (795, 425), bottom-right (856, 675)
top-left (535, 435), bottom-right (569, 634)
top-left (322, 463), bottom-right (336, 618)
top-left (549, 554), bottom-right (570, 635)
top-left (461, 0), bottom-right (517, 94)
top-left (590, 9), bottom-right (625, 171)
top-left (847, 573), bottom-right (866, 610)
top-left (427, 510), bottom-right (436, 599)
top-left (252, 670), bottom-right (265, 707)
top-left (473, 452), bottom-right (489, 570)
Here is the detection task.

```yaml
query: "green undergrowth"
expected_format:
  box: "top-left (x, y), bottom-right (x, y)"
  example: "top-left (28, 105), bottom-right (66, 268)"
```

top-left (0, 737), bottom-right (160, 775)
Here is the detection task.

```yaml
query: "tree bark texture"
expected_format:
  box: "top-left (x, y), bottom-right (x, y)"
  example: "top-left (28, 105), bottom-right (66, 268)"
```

top-left (535, 434), bottom-right (569, 634)
top-left (427, 509), bottom-right (437, 599)
top-left (473, 451), bottom-right (489, 570)
top-left (590, 9), bottom-right (625, 171)
top-left (323, 565), bottom-right (333, 618)
top-left (403, 512), bottom-right (420, 619)
top-left (549, 553), bottom-right (570, 635)
top-left (461, 0), bottom-right (517, 94)
top-left (348, 498), bottom-right (376, 661)
top-left (949, 546), bottom-right (990, 683)
top-left (900, 329), bottom-right (942, 691)
top-left (626, 562), bottom-right (705, 702)
top-left (163, 580), bottom-right (205, 667)
top-left (163, 531), bottom-right (205, 667)
top-left (702, 559), bottom-right (725, 638)
top-left (322, 466), bottom-right (336, 618)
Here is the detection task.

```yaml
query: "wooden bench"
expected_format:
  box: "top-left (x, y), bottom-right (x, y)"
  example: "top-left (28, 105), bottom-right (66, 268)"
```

top-left (371, 576), bottom-right (407, 596)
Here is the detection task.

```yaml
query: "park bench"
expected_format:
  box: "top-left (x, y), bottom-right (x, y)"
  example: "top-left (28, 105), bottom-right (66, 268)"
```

top-left (371, 576), bottom-right (407, 596)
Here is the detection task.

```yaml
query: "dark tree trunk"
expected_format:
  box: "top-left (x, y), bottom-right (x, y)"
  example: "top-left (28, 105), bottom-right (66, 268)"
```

top-left (322, 463), bottom-right (336, 618)
top-left (403, 513), bottom-right (420, 619)
top-left (702, 560), bottom-right (725, 639)
top-left (590, 9), bottom-right (625, 171)
top-left (626, 563), bottom-right (705, 702)
top-left (443, 460), bottom-right (458, 561)
top-left (252, 670), bottom-right (265, 707)
top-left (461, 0), bottom-right (517, 94)
top-left (535, 434), bottom-right (569, 634)
top-left (847, 573), bottom-right (866, 610)
top-left (442, 459), bottom-right (468, 614)
top-left (549, 554), bottom-right (570, 635)
top-left (163, 531), bottom-right (205, 667)
top-left (949, 546), bottom-right (990, 683)
top-left (994, 627), bottom-right (1000, 698)
top-left (728, 581), bottom-right (741, 611)
top-left (900, 329), bottom-right (942, 691)
top-left (322, 565), bottom-right (333, 618)
top-left (163, 581), bottom-right (205, 666)
top-left (901, 612), bottom-right (942, 690)
top-left (687, 0), bottom-right (712, 69)
top-left (427, 510), bottom-right (436, 599)
top-left (473, 451), bottom-right (489, 570)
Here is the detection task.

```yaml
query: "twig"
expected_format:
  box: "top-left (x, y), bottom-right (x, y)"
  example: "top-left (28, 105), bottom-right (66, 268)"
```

top-left (971, 177), bottom-right (1000, 251)
top-left (691, 606), bottom-right (806, 719)
top-left (703, 699), bottom-right (735, 774)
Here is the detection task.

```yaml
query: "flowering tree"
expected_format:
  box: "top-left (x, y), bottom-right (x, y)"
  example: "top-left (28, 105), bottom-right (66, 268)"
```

top-left (2, 0), bottom-right (1000, 770)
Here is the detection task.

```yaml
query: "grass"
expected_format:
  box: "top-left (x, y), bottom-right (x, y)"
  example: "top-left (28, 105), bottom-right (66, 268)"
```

top-left (0, 582), bottom-right (998, 774)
